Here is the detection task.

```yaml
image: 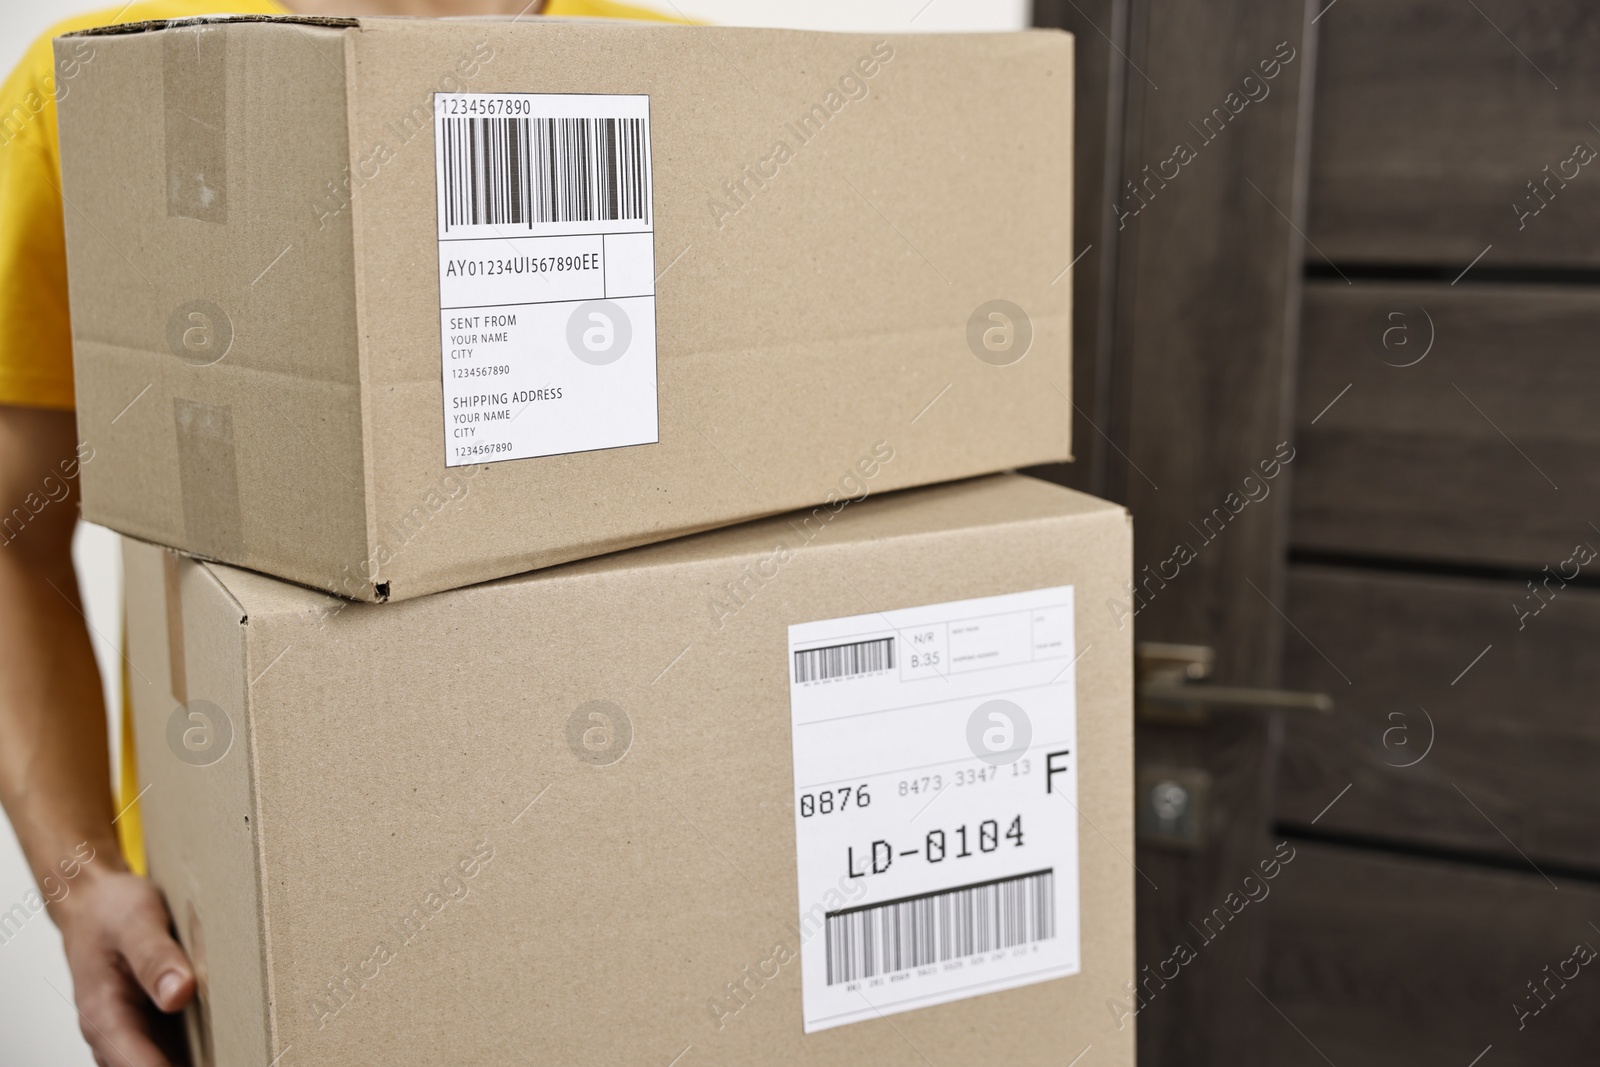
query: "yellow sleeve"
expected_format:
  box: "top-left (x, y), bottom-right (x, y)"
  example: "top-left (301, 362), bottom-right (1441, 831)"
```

top-left (0, 1), bottom-right (285, 413)
top-left (0, 32), bottom-right (76, 411)
top-left (116, 664), bottom-right (147, 876)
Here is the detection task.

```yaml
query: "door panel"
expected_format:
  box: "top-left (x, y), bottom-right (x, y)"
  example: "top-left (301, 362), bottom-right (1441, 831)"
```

top-left (1292, 281), bottom-right (1600, 569)
top-left (1307, 0), bottom-right (1600, 266)
top-left (1277, 565), bottom-right (1600, 872)
top-left (1261, 841), bottom-right (1600, 1065)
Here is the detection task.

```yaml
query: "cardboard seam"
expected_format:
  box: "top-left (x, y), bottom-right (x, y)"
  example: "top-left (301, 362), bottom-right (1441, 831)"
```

top-left (193, 562), bottom-right (280, 1067)
top-left (77, 313), bottom-right (1073, 393)
top-left (241, 618), bottom-right (281, 1067)
top-left (71, 338), bottom-right (363, 392)
top-left (342, 27), bottom-right (385, 594)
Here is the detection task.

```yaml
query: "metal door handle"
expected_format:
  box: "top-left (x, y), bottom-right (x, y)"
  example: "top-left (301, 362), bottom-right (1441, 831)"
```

top-left (1136, 642), bottom-right (1333, 725)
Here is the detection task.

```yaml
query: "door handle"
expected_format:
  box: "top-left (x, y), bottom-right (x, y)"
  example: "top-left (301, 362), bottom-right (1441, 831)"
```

top-left (1136, 642), bottom-right (1333, 725)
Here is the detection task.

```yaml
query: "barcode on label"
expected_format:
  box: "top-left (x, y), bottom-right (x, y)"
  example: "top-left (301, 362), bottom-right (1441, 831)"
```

top-left (438, 115), bottom-right (650, 232)
top-left (825, 869), bottom-right (1055, 986)
top-left (794, 637), bottom-right (895, 684)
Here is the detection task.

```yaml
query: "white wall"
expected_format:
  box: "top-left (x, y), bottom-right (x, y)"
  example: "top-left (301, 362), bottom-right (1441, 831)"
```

top-left (0, 1), bottom-right (1028, 1063)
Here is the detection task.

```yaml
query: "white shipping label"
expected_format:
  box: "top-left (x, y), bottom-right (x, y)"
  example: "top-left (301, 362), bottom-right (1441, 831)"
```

top-left (788, 586), bottom-right (1082, 1033)
top-left (433, 94), bottom-right (657, 467)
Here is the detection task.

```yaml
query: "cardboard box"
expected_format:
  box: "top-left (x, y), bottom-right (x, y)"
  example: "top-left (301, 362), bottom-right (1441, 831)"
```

top-left (60, 16), bottom-right (1074, 602)
top-left (125, 473), bottom-right (1131, 1066)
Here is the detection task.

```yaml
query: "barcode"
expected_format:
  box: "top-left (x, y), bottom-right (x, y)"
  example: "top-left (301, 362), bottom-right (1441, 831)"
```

top-left (794, 637), bottom-right (894, 684)
top-left (438, 115), bottom-right (650, 232)
top-left (825, 869), bottom-right (1055, 986)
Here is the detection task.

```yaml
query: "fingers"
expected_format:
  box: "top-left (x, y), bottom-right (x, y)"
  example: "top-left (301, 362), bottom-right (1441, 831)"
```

top-left (74, 962), bottom-right (179, 1067)
top-left (56, 870), bottom-right (195, 1067)
top-left (113, 889), bottom-right (195, 1014)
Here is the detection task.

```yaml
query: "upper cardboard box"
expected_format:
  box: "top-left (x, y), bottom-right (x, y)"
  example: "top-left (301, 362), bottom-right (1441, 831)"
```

top-left (57, 16), bottom-right (1073, 601)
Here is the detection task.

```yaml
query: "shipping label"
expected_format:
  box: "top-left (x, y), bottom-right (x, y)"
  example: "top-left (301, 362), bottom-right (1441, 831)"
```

top-left (433, 93), bottom-right (657, 467)
top-left (787, 586), bottom-right (1082, 1032)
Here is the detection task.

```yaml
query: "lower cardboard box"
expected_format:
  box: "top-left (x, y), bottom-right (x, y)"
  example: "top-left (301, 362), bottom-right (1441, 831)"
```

top-left (125, 473), bottom-right (1134, 1066)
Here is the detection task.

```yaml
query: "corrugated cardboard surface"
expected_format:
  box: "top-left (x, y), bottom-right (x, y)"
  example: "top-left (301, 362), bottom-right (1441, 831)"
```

top-left (125, 474), bottom-right (1132, 1066)
top-left (124, 541), bottom-right (269, 1067)
top-left (66, 22), bottom-right (368, 581)
top-left (64, 17), bottom-right (1074, 602)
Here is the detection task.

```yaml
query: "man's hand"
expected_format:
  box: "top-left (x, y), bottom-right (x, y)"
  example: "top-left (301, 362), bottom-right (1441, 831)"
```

top-left (0, 404), bottom-right (194, 1065)
top-left (53, 867), bottom-right (195, 1067)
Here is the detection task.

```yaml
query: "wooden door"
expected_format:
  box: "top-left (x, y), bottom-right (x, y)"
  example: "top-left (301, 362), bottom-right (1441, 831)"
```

top-left (1038, 0), bottom-right (1600, 1063)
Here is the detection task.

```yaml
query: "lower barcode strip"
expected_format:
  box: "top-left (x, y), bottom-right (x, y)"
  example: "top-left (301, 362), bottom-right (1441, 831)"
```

top-left (825, 869), bottom-right (1055, 985)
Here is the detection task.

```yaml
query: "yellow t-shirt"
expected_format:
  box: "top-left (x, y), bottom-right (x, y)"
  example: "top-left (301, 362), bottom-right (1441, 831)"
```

top-left (0, 0), bottom-right (679, 874)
